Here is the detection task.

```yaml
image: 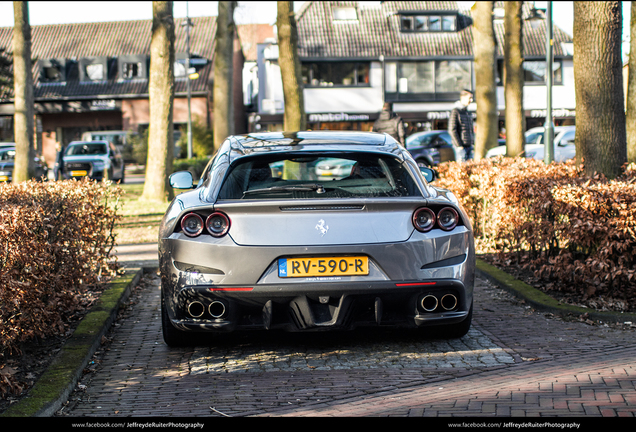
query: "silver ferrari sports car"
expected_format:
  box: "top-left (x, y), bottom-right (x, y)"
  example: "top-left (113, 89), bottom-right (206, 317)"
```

top-left (159, 131), bottom-right (475, 346)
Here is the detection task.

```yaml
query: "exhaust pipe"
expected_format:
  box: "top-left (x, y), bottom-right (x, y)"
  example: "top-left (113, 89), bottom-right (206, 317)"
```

top-left (187, 301), bottom-right (205, 318)
top-left (208, 300), bottom-right (226, 318)
top-left (420, 295), bottom-right (438, 312)
top-left (441, 294), bottom-right (458, 311)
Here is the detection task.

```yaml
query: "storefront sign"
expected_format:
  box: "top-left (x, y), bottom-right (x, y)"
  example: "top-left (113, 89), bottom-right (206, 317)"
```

top-left (530, 109), bottom-right (575, 118)
top-left (308, 113), bottom-right (371, 122)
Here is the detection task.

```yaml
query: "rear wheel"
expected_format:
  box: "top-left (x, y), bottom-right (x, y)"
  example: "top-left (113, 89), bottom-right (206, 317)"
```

top-left (161, 293), bottom-right (195, 347)
top-left (441, 303), bottom-right (472, 339)
top-left (416, 158), bottom-right (432, 168)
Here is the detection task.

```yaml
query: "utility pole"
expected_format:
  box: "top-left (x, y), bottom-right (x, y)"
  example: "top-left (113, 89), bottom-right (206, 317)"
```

top-left (544, 1), bottom-right (554, 164)
top-left (182, 2), bottom-right (193, 159)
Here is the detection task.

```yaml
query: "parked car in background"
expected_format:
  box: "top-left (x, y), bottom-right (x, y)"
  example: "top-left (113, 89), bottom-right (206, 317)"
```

top-left (159, 131), bottom-right (475, 346)
top-left (405, 130), bottom-right (466, 167)
top-left (0, 146), bottom-right (49, 182)
top-left (486, 126), bottom-right (576, 162)
top-left (58, 140), bottom-right (125, 182)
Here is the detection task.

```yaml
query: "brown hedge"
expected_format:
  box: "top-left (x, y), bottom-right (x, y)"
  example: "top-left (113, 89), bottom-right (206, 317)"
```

top-left (0, 180), bottom-right (122, 363)
top-left (436, 158), bottom-right (636, 312)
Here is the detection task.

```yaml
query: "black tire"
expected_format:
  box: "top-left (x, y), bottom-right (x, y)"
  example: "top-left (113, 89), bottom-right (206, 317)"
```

top-left (161, 294), bottom-right (194, 347)
top-left (416, 158), bottom-right (433, 168)
top-left (441, 303), bottom-right (473, 339)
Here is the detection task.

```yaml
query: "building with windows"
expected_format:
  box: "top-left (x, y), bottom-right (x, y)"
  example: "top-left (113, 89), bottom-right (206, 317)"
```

top-left (249, 1), bottom-right (574, 135)
top-left (0, 16), bottom-right (245, 167)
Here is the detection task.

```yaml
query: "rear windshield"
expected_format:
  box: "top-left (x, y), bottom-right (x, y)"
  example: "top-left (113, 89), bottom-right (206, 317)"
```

top-left (217, 153), bottom-right (421, 200)
top-left (65, 143), bottom-right (107, 156)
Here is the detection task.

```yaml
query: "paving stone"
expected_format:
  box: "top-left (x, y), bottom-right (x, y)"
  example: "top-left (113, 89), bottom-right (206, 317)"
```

top-left (58, 272), bottom-right (636, 418)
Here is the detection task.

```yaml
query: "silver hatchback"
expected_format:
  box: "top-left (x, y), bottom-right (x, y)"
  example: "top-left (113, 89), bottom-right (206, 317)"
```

top-left (159, 131), bottom-right (475, 346)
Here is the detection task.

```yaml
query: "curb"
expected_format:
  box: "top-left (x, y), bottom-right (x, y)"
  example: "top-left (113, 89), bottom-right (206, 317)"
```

top-left (476, 258), bottom-right (636, 325)
top-left (1, 267), bottom-right (148, 418)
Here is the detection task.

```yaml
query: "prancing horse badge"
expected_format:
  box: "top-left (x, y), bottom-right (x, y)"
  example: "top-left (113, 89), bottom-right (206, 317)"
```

top-left (315, 219), bottom-right (329, 236)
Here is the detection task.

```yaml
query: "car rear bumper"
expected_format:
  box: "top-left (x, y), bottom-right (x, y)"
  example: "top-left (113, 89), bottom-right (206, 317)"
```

top-left (160, 230), bottom-right (475, 333)
top-left (165, 278), bottom-right (471, 332)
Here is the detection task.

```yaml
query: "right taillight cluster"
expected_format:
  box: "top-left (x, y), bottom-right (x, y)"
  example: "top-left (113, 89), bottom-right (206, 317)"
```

top-left (180, 211), bottom-right (230, 238)
top-left (412, 207), bottom-right (459, 232)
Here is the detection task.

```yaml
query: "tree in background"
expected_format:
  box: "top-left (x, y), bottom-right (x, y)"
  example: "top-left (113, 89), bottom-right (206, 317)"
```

top-left (573, 1), bottom-right (626, 178)
top-left (503, 1), bottom-right (525, 158)
top-left (627, 1), bottom-right (636, 164)
top-left (12, 1), bottom-right (35, 183)
top-left (177, 117), bottom-right (214, 157)
top-left (277, 1), bottom-right (306, 131)
top-left (142, 1), bottom-right (175, 202)
top-left (213, 1), bottom-right (236, 151)
top-left (472, 1), bottom-right (498, 160)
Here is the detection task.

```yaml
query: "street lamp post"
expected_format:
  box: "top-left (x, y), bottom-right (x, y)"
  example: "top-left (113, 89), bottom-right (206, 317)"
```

top-left (543, 1), bottom-right (554, 164)
top-left (182, 2), bottom-right (194, 160)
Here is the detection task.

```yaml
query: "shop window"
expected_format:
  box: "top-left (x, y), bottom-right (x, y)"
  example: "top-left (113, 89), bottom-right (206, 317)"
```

top-left (386, 60), bottom-right (471, 97)
top-left (302, 62), bottom-right (370, 87)
top-left (495, 59), bottom-right (563, 85)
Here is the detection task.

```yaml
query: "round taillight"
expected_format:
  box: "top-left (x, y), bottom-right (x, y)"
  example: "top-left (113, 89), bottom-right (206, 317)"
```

top-left (181, 213), bottom-right (204, 237)
top-left (206, 212), bottom-right (230, 237)
top-left (413, 207), bottom-right (436, 232)
top-left (437, 207), bottom-right (459, 231)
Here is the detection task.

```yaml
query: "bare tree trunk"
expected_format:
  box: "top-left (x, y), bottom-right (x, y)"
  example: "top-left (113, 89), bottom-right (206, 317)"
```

top-left (213, 1), bottom-right (236, 150)
top-left (573, 1), bottom-right (626, 178)
top-left (277, 1), bottom-right (306, 131)
top-left (142, 1), bottom-right (175, 202)
top-left (504, 1), bottom-right (525, 158)
top-left (12, 1), bottom-right (34, 183)
top-left (627, 1), bottom-right (636, 164)
top-left (472, 1), bottom-right (498, 160)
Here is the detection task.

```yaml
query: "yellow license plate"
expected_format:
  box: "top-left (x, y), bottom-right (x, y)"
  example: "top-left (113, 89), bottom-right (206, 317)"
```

top-left (320, 171), bottom-right (332, 176)
top-left (279, 256), bottom-right (369, 278)
top-left (0, 176), bottom-right (8, 182)
top-left (71, 170), bottom-right (87, 176)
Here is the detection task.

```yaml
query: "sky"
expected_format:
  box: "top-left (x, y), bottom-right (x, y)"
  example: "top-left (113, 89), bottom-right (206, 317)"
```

top-left (0, 1), bottom-right (631, 57)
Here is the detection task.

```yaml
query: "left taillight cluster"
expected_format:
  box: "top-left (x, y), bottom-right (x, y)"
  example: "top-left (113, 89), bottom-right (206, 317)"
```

top-left (412, 206), bottom-right (460, 232)
top-left (180, 211), bottom-right (230, 238)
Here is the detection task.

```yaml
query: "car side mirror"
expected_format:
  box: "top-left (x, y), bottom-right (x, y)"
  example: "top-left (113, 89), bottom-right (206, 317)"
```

top-left (420, 166), bottom-right (436, 183)
top-left (169, 171), bottom-right (195, 189)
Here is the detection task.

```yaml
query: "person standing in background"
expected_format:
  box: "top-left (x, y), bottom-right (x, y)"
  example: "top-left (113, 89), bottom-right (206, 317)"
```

top-left (449, 90), bottom-right (475, 160)
top-left (372, 102), bottom-right (405, 145)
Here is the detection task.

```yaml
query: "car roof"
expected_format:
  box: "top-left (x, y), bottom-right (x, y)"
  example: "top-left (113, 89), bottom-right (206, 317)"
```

top-left (68, 140), bottom-right (110, 145)
top-left (227, 131), bottom-right (403, 161)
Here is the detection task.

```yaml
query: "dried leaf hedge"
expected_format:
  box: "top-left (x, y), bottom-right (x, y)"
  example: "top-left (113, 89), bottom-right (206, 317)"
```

top-left (0, 180), bottom-right (122, 363)
top-left (436, 158), bottom-right (636, 312)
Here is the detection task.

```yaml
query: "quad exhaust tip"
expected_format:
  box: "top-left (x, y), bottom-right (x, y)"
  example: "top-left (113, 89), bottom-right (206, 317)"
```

top-left (420, 293), bottom-right (458, 312)
top-left (186, 300), bottom-right (227, 319)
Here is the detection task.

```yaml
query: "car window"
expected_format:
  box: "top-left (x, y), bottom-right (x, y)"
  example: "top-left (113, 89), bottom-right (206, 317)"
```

top-left (217, 154), bottom-right (422, 200)
top-left (0, 148), bottom-right (15, 161)
top-left (439, 132), bottom-right (453, 145)
top-left (406, 134), bottom-right (433, 150)
top-left (558, 130), bottom-right (575, 145)
top-left (525, 132), bottom-right (543, 144)
top-left (65, 143), bottom-right (108, 156)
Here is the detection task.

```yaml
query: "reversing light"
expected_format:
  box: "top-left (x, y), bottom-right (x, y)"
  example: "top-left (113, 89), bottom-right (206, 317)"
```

top-left (437, 207), bottom-right (459, 231)
top-left (206, 212), bottom-right (230, 237)
top-left (181, 213), bottom-right (204, 237)
top-left (413, 207), bottom-right (436, 232)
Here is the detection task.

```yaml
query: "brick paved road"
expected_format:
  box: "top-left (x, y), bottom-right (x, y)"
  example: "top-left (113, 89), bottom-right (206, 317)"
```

top-left (57, 272), bottom-right (636, 418)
